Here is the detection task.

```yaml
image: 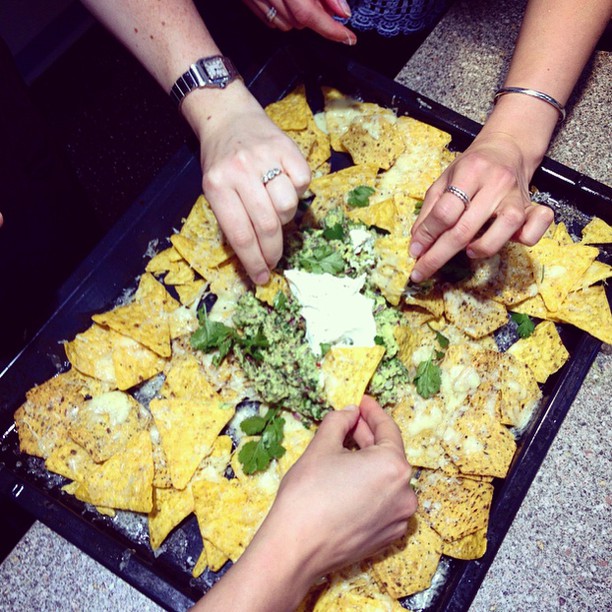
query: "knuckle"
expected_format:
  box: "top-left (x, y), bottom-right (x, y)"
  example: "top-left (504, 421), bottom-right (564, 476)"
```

top-left (431, 200), bottom-right (460, 226)
top-left (257, 214), bottom-right (281, 237)
top-left (449, 218), bottom-right (474, 245)
top-left (498, 206), bottom-right (525, 229)
top-left (230, 226), bottom-right (256, 251)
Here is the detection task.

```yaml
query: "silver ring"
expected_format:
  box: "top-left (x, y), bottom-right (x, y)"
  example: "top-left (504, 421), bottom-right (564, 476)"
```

top-left (265, 5), bottom-right (277, 22)
top-left (444, 185), bottom-right (470, 208)
top-left (262, 167), bottom-right (282, 185)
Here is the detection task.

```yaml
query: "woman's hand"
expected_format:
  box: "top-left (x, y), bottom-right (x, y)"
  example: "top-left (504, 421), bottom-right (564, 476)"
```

top-left (242, 0), bottom-right (356, 44)
top-left (194, 396), bottom-right (417, 611)
top-left (183, 83), bottom-right (311, 285)
top-left (409, 129), bottom-right (554, 283)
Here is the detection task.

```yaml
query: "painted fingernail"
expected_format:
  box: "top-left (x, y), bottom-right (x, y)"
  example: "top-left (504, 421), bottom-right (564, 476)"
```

top-left (409, 241), bottom-right (423, 258)
top-left (410, 270), bottom-right (423, 283)
top-left (338, 0), bottom-right (351, 16)
top-left (254, 271), bottom-right (270, 285)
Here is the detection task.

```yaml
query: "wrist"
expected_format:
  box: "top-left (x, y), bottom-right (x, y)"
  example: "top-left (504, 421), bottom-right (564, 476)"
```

top-left (480, 94), bottom-right (559, 176)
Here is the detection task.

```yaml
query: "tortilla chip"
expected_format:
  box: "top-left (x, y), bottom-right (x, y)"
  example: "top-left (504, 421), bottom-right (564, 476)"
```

top-left (415, 470), bottom-right (494, 541)
top-left (45, 441), bottom-right (96, 481)
top-left (191, 549), bottom-right (209, 578)
top-left (180, 195), bottom-right (221, 241)
top-left (145, 246), bottom-right (184, 274)
top-left (277, 417), bottom-right (315, 477)
top-left (170, 233), bottom-right (234, 279)
top-left (394, 324), bottom-right (420, 370)
top-left (164, 260), bottom-right (196, 285)
top-left (528, 238), bottom-right (598, 311)
top-left (68, 391), bottom-right (148, 463)
top-left (392, 398), bottom-right (448, 469)
top-left (111, 332), bottom-right (167, 390)
top-left (341, 114), bottom-right (404, 170)
top-left (255, 272), bottom-right (289, 306)
top-left (507, 320), bottom-right (569, 384)
top-left (72, 429), bottom-right (154, 512)
top-left (571, 260), bottom-right (612, 291)
top-left (265, 85), bottom-right (311, 131)
top-left (148, 485), bottom-right (195, 550)
top-left (190, 435), bottom-right (233, 485)
top-left (371, 513), bottom-right (442, 598)
top-left (581, 216), bottom-right (612, 244)
top-left (14, 369), bottom-right (96, 459)
top-left (347, 197), bottom-right (398, 233)
top-left (552, 285), bottom-right (612, 344)
top-left (492, 242), bottom-right (538, 306)
top-left (92, 273), bottom-right (175, 358)
top-left (403, 285), bottom-right (445, 318)
top-left (150, 424), bottom-right (173, 489)
top-left (321, 345), bottom-right (385, 410)
top-left (64, 324), bottom-right (119, 385)
top-left (205, 257), bottom-right (250, 300)
top-left (175, 279), bottom-right (206, 307)
top-left (443, 286), bottom-right (508, 339)
top-left (371, 234), bottom-right (414, 306)
top-left (442, 390), bottom-right (516, 478)
top-left (192, 477), bottom-right (274, 562)
top-left (442, 527), bottom-right (488, 560)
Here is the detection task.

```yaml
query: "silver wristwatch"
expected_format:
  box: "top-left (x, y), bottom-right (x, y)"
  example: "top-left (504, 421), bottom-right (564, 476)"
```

top-left (170, 55), bottom-right (241, 107)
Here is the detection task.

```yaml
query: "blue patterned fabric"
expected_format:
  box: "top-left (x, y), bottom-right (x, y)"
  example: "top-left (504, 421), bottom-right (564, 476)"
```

top-left (347, 0), bottom-right (449, 37)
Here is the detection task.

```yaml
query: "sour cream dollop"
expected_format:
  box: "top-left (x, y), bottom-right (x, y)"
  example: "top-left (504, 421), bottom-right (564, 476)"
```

top-left (284, 269), bottom-right (377, 356)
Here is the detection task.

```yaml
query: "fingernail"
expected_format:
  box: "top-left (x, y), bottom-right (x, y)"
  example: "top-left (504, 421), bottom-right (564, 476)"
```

top-left (411, 270), bottom-right (423, 283)
top-left (409, 241), bottom-right (423, 258)
top-left (338, 0), bottom-right (351, 16)
top-left (254, 271), bottom-right (270, 285)
top-left (466, 248), bottom-right (476, 259)
top-left (342, 404), bottom-right (358, 411)
top-left (344, 34), bottom-right (357, 46)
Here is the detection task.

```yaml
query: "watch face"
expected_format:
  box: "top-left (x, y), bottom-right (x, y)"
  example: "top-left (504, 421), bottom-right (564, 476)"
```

top-left (203, 57), bottom-right (230, 81)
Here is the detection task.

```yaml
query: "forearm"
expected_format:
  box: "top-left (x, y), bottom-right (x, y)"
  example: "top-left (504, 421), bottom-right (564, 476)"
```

top-left (192, 514), bottom-right (316, 612)
top-left (481, 0), bottom-right (612, 174)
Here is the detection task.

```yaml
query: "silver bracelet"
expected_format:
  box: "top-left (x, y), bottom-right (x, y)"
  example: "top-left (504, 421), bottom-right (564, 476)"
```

top-left (493, 87), bottom-right (566, 121)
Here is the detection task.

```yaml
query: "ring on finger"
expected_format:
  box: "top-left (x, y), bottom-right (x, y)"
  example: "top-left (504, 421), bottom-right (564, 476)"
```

top-left (444, 185), bottom-right (471, 208)
top-left (265, 5), bottom-right (277, 22)
top-left (262, 167), bottom-right (283, 185)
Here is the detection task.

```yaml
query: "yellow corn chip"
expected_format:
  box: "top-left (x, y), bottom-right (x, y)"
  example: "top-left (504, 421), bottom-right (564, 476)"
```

top-left (164, 260), bottom-right (196, 285)
top-left (371, 513), bottom-right (442, 598)
top-left (190, 435), bottom-right (233, 485)
top-left (68, 391), bottom-right (148, 463)
top-left (442, 390), bottom-right (516, 478)
top-left (552, 222), bottom-right (574, 246)
top-left (92, 273), bottom-right (175, 358)
top-left (392, 398), bottom-right (448, 469)
top-left (442, 527), bottom-right (488, 560)
top-left (170, 233), bottom-right (234, 279)
top-left (572, 260), bottom-right (612, 291)
top-left (371, 234), bottom-right (414, 306)
top-left (148, 485), bottom-right (195, 550)
top-left (341, 114), bottom-right (404, 170)
top-left (72, 429), bottom-right (154, 512)
top-left (14, 369), bottom-right (95, 459)
top-left (191, 549), bottom-right (209, 578)
top-left (415, 470), bottom-right (494, 541)
top-left (552, 285), bottom-right (612, 344)
top-left (255, 272), bottom-right (289, 306)
top-left (145, 246), bottom-right (183, 274)
top-left (277, 417), bottom-right (315, 477)
top-left (180, 195), bottom-right (221, 241)
top-left (206, 257), bottom-right (250, 300)
top-left (528, 238), bottom-right (598, 311)
top-left (265, 85), bottom-right (311, 131)
top-left (394, 324), bottom-right (420, 370)
top-left (347, 197), bottom-right (398, 233)
top-left (443, 286), bottom-right (508, 339)
top-left (150, 424), bottom-right (173, 489)
top-left (321, 345), bottom-right (385, 410)
top-left (64, 324), bottom-right (119, 385)
top-left (45, 441), bottom-right (96, 481)
top-left (507, 320), bottom-right (569, 384)
top-left (111, 332), bottom-right (167, 390)
top-left (581, 216), bottom-right (612, 244)
top-left (403, 285), bottom-right (445, 318)
top-left (175, 279), bottom-right (206, 307)
top-left (192, 477), bottom-right (274, 562)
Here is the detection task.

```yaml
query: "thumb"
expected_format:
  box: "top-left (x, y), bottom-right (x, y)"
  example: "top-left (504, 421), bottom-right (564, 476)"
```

top-left (309, 406), bottom-right (360, 452)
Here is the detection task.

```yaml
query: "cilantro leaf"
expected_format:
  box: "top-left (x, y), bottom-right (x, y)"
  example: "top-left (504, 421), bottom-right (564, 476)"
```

top-left (413, 355), bottom-right (442, 399)
top-left (374, 335), bottom-right (385, 346)
top-left (191, 311), bottom-right (238, 364)
top-left (414, 200), bottom-right (424, 214)
top-left (320, 342), bottom-right (331, 357)
top-left (322, 222), bottom-right (345, 241)
top-left (240, 327), bottom-right (269, 361)
top-left (273, 290), bottom-right (288, 311)
top-left (238, 409), bottom-right (286, 474)
top-left (297, 244), bottom-right (345, 275)
top-left (431, 327), bottom-right (450, 349)
top-left (511, 312), bottom-right (535, 338)
top-left (347, 185), bottom-right (375, 208)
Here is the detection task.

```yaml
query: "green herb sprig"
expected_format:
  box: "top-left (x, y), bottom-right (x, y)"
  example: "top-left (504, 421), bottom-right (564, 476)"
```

top-left (510, 312), bottom-right (535, 338)
top-left (238, 408), bottom-right (286, 474)
top-left (347, 185), bottom-right (375, 208)
top-left (413, 328), bottom-right (450, 398)
top-left (297, 244), bottom-right (345, 275)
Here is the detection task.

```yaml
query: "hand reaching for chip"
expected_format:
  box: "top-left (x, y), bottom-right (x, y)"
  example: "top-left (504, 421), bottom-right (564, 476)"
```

top-left (181, 82), bottom-right (312, 285)
top-left (194, 396), bottom-right (417, 611)
top-left (409, 127), bottom-right (555, 283)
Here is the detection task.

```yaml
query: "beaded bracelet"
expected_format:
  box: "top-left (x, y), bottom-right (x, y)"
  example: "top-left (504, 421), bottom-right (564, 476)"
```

top-left (493, 87), bottom-right (566, 121)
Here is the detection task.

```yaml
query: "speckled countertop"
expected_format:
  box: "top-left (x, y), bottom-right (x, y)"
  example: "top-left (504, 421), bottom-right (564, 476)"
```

top-left (1, 0), bottom-right (610, 610)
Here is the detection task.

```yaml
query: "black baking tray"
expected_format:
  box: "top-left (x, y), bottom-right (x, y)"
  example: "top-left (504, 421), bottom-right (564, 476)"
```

top-left (1, 46), bottom-right (611, 611)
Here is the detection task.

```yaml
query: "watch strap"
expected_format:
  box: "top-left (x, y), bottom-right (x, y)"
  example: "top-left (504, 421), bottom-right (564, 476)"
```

top-left (170, 55), bottom-right (241, 108)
